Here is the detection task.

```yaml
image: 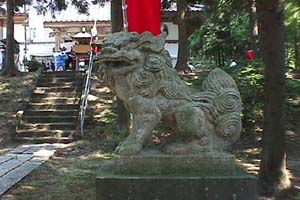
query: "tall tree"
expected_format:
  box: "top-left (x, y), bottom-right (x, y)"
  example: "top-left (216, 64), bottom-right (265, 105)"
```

top-left (258, 0), bottom-right (291, 195)
top-left (111, 0), bottom-right (130, 132)
top-left (111, 0), bottom-right (123, 32)
top-left (248, 0), bottom-right (260, 55)
top-left (175, 0), bottom-right (189, 72)
top-left (162, 0), bottom-right (208, 72)
top-left (2, 0), bottom-right (18, 77)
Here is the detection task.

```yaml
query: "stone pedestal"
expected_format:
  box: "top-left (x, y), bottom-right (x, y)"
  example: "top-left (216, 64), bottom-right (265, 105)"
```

top-left (96, 153), bottom-right (257, 200)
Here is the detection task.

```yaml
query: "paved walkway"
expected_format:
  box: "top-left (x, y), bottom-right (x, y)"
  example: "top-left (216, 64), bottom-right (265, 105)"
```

top-left (0, 143), bottom-right (67, 196)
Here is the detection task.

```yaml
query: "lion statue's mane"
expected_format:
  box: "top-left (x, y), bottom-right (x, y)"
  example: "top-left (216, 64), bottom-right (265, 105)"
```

top-left (98, 31), bottom-right (242, 155)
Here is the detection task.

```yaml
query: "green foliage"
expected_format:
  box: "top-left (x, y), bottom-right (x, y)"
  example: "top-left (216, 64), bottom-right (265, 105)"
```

top-left (286, 78), bottom-right (300, 130)
top-left (230, 61), bottom-right (264, 130)
top-left (23, 60), bottom-right (43, 72)
top-left (189, 0), bottom-right (251, 67)
top-left (285, 0), bottom-right (300, 71)
top-left (287, 79), bottom-right (300, 100)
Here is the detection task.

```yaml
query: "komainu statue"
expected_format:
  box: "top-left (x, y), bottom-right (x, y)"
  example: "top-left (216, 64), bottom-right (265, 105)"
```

top-left (98, 32), bottom-right (242, 155)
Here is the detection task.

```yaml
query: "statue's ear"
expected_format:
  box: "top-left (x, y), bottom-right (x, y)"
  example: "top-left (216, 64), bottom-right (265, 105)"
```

top-left (158, 32), bottom-right (167, 41)
top-left (138, 32), bottom-right (166, 53)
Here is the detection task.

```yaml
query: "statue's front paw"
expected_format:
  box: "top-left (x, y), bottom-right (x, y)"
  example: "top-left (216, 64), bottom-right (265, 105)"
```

top-left (115, 143), bottom-right (142, 155)
top-left (163, 142), bottom-right (210, 155)
top-left (198, 136), bottom-right (209, 146)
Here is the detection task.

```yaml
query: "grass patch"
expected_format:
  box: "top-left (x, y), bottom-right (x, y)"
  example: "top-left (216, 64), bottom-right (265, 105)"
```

top-left (0, 73), bottom-right (37, 152)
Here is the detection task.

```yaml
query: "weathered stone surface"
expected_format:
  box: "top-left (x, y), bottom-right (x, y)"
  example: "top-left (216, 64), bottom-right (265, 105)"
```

top-left (97, 154), bottom-right (257, 200)
top-left (10, 145), bottom-right (31, 154)
top-left (98, 32), bottom-right (242, 155)
top-left (0, 144), bottom-right (65, 196)
top-left (96, 169), bottom-right (257, 200)
top-left (96, 32), bottom-right (255, 200)
top-left (12, 154), bottom-right (34, 163)
top-left (0, 162), bottom-right (40, 195)
top-left (23, 147), bottom-right (44, 154)
top-left (0, 155), bottom-right (14, 165)
top-left (108, 153), bottom-right (236, 176)
top-left (33, 149), bottom-right (55, 158)
top-left (0, 159), bottom-right (23, 177)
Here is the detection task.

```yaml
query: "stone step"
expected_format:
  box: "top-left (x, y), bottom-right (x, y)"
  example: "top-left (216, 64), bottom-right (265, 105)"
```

top-left (36, 82), bottom-right (83, 87)
top-left (26, 103), bottom-right (79, 110)
top-left (15, 70), bottom-right (84, 143)
top-left (30, 97), bottom-right (80, 104)
top-left (41, 71), bottom-right (85, 76)
top-left (16, 129), bottom-right (75, 138)
top-left (18, 122), bottom-right (76, 131)
top-left (34, 86), bottom-right (81, 93)
top-left (37, 77), bottom-right (84, 83)
top-left (24, 110), bottom-right (78, 116)
top-left (31, 92), bottom-right (81, 98)
top-left (14, 136), bottom-right (73, 144)
top-left (21, 116), bottom-right (77, 123)
top-left (37, 76), bottom-right (84, 82)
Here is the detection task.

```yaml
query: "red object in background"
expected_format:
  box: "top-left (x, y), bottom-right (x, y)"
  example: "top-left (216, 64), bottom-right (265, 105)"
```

top-left (126, 0), bottom-right (161, 35)
top-left (91, 46), bottom-right (100, 54)
top-left (246, 50), bottom-right (255, 60)
top-left (94, 46), bottom-right (100, 53)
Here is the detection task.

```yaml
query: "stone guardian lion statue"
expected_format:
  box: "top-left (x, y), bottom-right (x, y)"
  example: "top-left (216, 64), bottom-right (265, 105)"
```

top-left (98, 32), bottom-right (242, 155)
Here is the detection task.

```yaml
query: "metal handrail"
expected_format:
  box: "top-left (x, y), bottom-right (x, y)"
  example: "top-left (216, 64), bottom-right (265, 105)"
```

top-left (79, 0), bottom-right (129, 136)
top-left (79, 50), bottom-right (95, 136)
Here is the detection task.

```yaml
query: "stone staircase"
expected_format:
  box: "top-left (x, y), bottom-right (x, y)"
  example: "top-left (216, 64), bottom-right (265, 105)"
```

top-left (16, 71), bottom-right (85, 143)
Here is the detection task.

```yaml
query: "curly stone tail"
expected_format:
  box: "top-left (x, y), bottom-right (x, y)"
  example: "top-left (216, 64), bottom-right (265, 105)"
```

top-left (202, 68), bottom-right (242, 150)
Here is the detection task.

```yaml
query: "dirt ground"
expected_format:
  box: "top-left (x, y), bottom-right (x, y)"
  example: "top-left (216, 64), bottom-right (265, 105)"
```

top-left (0, 74), bottom-right (300, 200)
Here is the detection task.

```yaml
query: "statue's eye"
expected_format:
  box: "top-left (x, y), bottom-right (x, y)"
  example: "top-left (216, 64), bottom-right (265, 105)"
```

top-left (145, 55), bottom-right (163, 72)
top-left (148, 58), bottom-right (160, 65)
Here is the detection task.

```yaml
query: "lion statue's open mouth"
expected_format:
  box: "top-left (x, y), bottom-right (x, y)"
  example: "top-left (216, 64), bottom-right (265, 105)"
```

top-left (97, 31), bottom-right (242, 155)
top-left (99, 46), bottom-right (140, 75)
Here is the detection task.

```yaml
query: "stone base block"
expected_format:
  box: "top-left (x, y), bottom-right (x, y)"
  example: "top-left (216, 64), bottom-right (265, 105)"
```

top-left (110, 153), bottom-right (236, 175)
top-left (96, 173), bottom-right (257, 200)
top-left (96, 154), bottom-right (257, 200)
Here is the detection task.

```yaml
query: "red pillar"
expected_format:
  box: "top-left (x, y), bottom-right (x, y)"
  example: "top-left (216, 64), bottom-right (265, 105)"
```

top-left (126, 0), bottom-right (161, 35)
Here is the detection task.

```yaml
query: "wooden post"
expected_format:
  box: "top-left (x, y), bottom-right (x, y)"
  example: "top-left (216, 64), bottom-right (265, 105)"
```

top-left (55, 29), bottom-right (61, 52)
top-left (0, 20), bottom-right (3, 40)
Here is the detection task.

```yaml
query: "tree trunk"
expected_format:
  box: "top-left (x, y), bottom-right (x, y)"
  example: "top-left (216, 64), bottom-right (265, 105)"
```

top-left (258, 0), bottom-right (291, 195)
top-left (111, 0), bottom-right (130, 132)
top-left (248, 0), bottom-right (260, 55)
top-left (175, 0), bottom-right (190, 72)
top-left (111, 0), bottom-right (123, 33)
top-left (3, 0), bottom-right (17, 77)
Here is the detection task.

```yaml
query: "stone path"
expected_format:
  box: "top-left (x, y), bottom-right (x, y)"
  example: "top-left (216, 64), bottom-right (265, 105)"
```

top-left (0, 143), bottom-right (67, 196)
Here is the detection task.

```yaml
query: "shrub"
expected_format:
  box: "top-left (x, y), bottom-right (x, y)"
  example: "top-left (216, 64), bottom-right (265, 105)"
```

top-left (230, 61), bottom-right (264, 132)
top-left (23, 60), bottom-right (43, 72)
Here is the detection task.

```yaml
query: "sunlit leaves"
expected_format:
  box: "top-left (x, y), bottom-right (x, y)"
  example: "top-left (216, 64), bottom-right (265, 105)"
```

top-left (285, 0), bottom-right (300, 71)
top-left (9, 0), bottom-right (110, 17)
top-left (189, 0), bottom-right (251, 64)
